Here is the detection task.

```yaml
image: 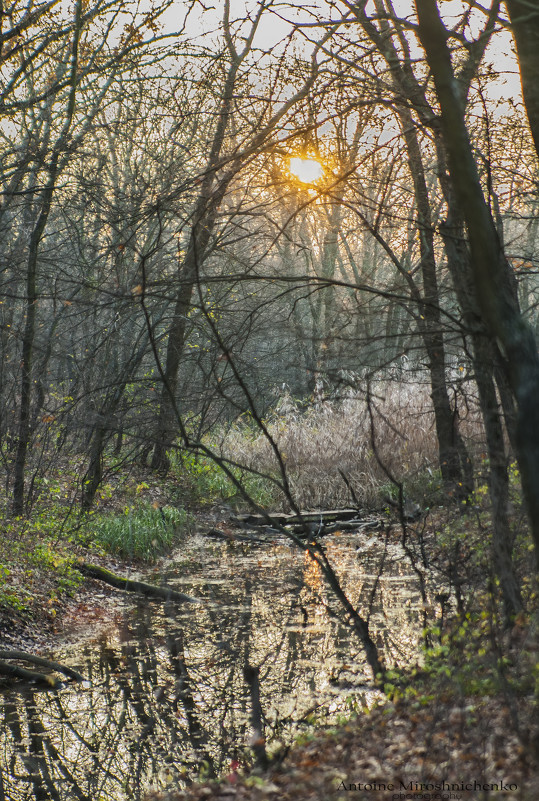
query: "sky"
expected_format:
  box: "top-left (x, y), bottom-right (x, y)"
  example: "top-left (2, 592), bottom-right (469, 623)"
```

top-left (160, 0), bottom-right (521, 105)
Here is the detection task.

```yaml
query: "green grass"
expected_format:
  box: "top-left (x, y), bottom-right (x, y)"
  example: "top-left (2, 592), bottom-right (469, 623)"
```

top-left (83, 503), bottom-right (191, 561)
top-left (0, 491), bottom-right (192, 617)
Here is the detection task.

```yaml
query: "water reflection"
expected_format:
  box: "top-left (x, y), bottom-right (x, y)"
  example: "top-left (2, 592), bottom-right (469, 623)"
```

top-left (1, 533), bottom-right (425, 799)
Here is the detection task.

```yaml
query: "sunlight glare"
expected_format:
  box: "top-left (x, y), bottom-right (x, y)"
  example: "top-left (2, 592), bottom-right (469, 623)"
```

top-left (289, 157), bottom-right (323, 184)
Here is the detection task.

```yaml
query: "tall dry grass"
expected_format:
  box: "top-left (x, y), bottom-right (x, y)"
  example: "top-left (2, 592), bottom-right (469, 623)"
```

top-left (215, 378), bottom-right (482, 511)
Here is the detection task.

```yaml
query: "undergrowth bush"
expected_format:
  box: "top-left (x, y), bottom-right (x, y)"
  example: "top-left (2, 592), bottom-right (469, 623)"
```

top-left (0, 533), bottom-right (85, 616)
top-left (0, 563), bottom-right (31, 612)
top-left (168, 450), bottom-right (277, 508)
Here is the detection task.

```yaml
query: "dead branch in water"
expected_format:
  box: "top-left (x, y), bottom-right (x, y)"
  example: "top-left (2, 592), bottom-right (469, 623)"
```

top-left (75, 563), bottom-right (201, 605)
top-left (0, 650), bottom-right (84, 687)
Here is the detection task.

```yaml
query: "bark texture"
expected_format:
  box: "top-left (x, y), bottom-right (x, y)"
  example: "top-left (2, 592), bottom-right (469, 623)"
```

top-left (505, 1), bottom-right (539, 158)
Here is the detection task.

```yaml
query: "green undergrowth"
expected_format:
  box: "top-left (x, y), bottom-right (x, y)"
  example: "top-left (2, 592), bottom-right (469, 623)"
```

top-left (376, 600), bottom-right (539, 714)
top-left (79, 502), bottom-right (192, 561)
top-left (0, 487), bottom-right (193, 620)
top-left (383, 466), bottom-right (447, 509)
top-left (0, 535), bottom-right (85, 618)
top-left (169, 449), bottom-right (278, 509)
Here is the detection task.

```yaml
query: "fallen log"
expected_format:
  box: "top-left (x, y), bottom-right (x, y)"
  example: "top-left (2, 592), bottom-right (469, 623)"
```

top-left (74, 563), bottom-right (200, 605)
top-left (204, 527), bottom-right (270, 545)
top-left (234, 508), bottom-right (360, 528)
top-left (0, 650), bottom-right (84, 682)
top-left (0, 659), bottom-right (61, 687)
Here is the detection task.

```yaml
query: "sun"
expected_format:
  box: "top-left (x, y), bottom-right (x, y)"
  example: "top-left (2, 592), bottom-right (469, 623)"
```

top-left (289, 156), bottom-right (324, 184)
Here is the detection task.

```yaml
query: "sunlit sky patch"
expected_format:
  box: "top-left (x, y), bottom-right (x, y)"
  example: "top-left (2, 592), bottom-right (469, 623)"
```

top-left (289, 157), bottom-right (324, 183)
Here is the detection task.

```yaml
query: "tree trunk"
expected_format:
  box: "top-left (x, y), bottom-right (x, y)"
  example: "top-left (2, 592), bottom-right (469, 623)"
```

top-left (416, 0), bottom-right (539, 573)
top-left (474, 339), bottom-right (523, 616)
top-left (150, 192), bottom-right (229, 471)
top-left (11, 2), bottom-right (83, 514)
top-left (440, 208), bottom-right (522, 616)
top-left (400, 105), bottom-right (473, 496)
top-left (505, 1), bottom-right (539, 158)
top-left (81, 425), bottom-right (106, 511)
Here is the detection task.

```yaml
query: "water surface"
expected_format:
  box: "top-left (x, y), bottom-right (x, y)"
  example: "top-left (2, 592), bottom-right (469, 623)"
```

top-left (1, 529), bottom-right (426, 800)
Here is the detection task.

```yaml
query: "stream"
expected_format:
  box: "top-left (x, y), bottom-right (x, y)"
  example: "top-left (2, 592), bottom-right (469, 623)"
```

top-left (0, 527), bottom-right (428, 800)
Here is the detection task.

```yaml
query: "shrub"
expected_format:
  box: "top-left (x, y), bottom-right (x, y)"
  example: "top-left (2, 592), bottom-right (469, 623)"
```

top-left (168, 450), bottom-right (277, 509)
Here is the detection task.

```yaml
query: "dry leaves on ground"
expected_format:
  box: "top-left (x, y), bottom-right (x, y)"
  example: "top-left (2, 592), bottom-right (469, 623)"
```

top-left (145, 692), bottom-right (538, 801)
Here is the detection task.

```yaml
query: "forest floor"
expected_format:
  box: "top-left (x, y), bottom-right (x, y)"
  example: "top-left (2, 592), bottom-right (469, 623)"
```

top-left (144, 689), bottom-right (538, 801)
top-left (1, 475), bottom-right (538, 801)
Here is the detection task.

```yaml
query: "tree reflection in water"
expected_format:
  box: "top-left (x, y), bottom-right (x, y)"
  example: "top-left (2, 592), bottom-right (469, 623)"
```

top-left (0, 535), bottom-right (424, 799)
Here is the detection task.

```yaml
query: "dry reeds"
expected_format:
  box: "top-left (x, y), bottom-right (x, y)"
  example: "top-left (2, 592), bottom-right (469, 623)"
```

top-left (215, 378), bottom-right (472, 510)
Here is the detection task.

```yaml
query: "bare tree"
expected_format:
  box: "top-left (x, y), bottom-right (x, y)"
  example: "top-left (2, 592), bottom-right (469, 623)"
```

top-left (414, 0), bottom-right (539, 579)
top-left (150, 0), bottom-right (331, 470)
top-left (1, 0), bottom-right (178, 513)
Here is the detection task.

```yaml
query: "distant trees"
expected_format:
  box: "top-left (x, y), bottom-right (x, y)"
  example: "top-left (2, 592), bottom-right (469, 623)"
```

top-left (149, 0), bottom-right (329, 471)
top-left (283, 0), bottom-right (538, 613)
top-left (11, 0), bottom-right (86, 515)
top-left (332, 6), bottom-right (477, 499)
top-left (0, 0), bottom-right (181, 511)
